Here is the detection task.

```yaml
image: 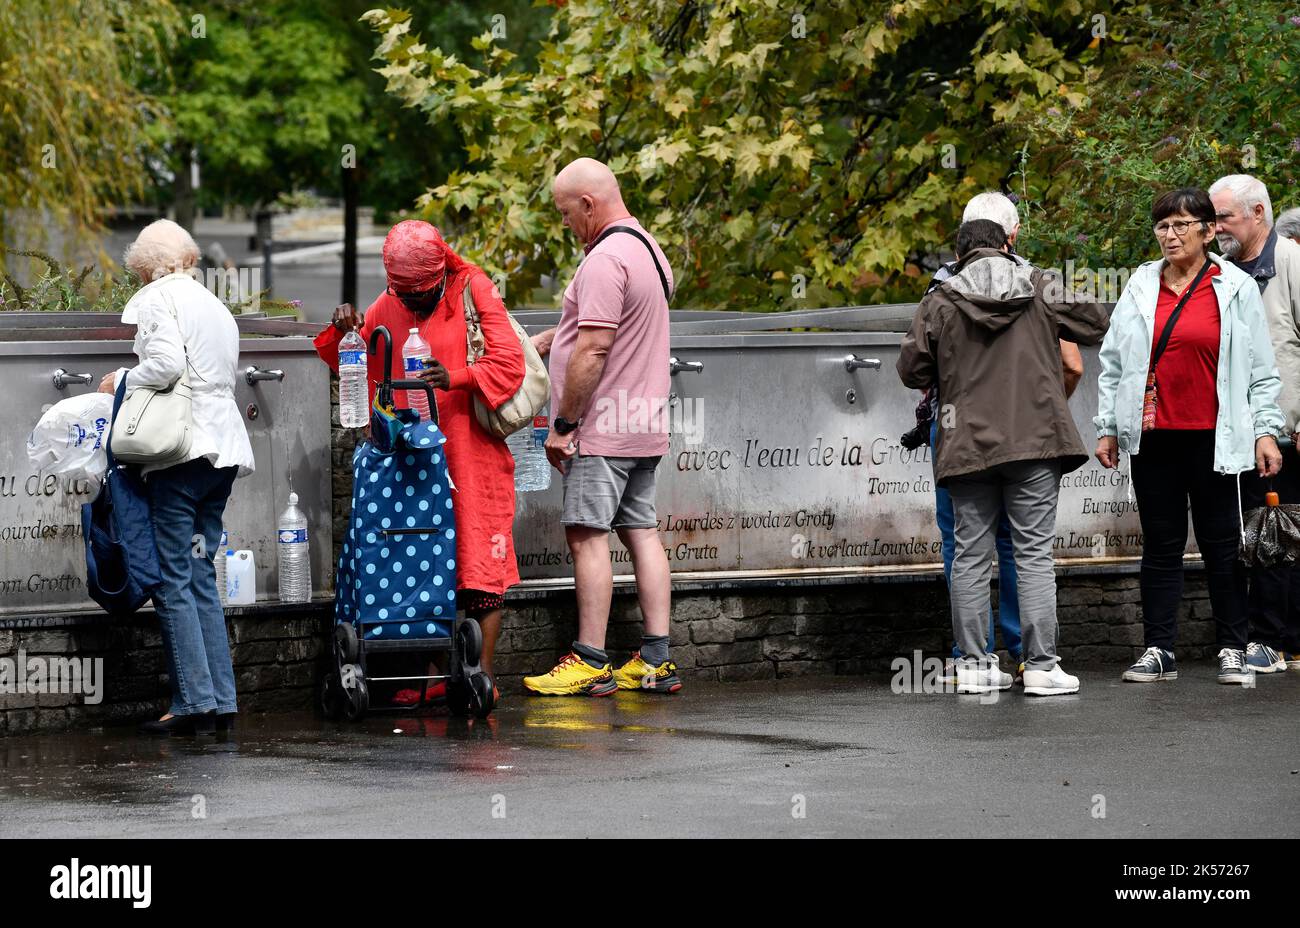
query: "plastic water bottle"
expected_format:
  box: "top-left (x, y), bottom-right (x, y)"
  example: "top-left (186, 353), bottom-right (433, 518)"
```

top-left (214, 530), bottom-right (228, 605)
top-left (401, 327), bottom-right (432, 422)
top-left (338, 328), bottom-right (368, 428)
top-left (509, 413), bottom-right (552, 491)
top-left (277, 492), bottom-right (311, 603)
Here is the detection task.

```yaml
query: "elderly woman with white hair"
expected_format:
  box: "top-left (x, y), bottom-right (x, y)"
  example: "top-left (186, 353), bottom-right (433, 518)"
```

top-left (98, 219), bottom-right (255, 736)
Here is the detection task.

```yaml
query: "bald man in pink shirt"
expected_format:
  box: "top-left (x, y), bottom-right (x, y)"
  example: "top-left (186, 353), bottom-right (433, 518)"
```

top-left (523, 158), bottom-right (682, 697)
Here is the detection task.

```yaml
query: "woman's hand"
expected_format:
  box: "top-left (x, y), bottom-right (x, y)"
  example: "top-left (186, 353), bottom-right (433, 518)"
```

top-left (332, 303), bottom-right (363, 333)
top-left (1256, 435), bottom-right (1283, 477)
top-left (531, 327), bottom-right (556, 357)
top-left (1095, 435), bottom-right (1119, 469)
top-left (416, 358), bottom-right (451, 391)
top-left (97, 372), bottom-right (117, 394)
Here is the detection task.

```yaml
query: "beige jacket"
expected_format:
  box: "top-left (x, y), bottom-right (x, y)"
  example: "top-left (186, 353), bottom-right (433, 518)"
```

top-left (1261, 233), bottom-right (1300, 435)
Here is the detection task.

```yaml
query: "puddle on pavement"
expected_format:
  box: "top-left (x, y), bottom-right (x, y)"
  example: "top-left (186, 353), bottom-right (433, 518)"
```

top-left (0, 685), bottom-right (878, 808)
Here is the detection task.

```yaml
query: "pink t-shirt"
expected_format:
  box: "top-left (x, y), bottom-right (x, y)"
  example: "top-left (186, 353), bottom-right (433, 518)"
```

top-left (549, 217), bottom-right (673, 458)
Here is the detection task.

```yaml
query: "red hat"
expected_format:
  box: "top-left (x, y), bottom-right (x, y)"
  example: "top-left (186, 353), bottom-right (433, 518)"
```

top-left (382, 220), bottom-right (448, 291)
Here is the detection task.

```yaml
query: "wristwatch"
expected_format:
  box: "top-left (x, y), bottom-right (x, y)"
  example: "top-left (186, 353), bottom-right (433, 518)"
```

top-left (554, 416), bottom-right (582, 436)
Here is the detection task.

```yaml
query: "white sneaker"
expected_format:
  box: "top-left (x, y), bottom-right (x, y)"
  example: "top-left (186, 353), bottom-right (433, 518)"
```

top-left (955, 655), bottom-right (1012, 694)
top-left (1022, 663), bottom-right (1081, 697)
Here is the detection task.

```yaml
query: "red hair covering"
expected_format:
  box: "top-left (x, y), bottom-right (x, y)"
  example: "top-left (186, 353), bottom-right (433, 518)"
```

top-left (381, 220), bottom-right (470, 291)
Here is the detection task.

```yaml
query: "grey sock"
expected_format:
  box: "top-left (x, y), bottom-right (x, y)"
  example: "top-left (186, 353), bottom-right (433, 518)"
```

top-left (640, 635), bottom-right (669, 665)
top-left (572, 641), bottom-right (608, 668)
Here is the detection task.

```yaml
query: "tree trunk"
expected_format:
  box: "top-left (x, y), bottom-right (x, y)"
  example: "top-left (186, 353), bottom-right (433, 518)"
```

top-left (173, 147), bottom-right (196, 233)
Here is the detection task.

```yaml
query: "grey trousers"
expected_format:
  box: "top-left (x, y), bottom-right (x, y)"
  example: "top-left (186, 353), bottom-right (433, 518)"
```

top-left (948, 459), bottom-right (1062, 672)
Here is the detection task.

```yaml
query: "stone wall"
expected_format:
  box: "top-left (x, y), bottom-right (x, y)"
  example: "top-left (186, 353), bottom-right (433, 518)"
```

top-left (0, 604), bottom-right (327, 737)
top-left (490, 571), bottom-right (1214, 691)
top-left (1, 571), bottom-right (1213, 737)
top-left (0, 380), bottom-right (1221, 736)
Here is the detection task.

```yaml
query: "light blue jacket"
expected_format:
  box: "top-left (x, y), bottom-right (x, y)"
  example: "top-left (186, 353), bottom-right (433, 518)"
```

top-left (1094, 253), bottom-right (1284, 474)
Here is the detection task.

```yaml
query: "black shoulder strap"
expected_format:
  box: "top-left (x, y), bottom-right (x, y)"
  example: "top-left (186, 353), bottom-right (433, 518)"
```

top-left (1152, 258), bottom-right (1213, 370)
top-left (593, 225), bottom-right (672, 303)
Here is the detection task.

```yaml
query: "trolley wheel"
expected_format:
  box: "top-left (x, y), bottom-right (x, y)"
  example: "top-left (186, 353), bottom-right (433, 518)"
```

top-left (320, 674), bottom-right (344, 721)
top-left (446, 678), bottom-right (470, 717)
top-left (469, 672), bottom-right (495, 719)
top-left (456, 618), bottom-right (483, 667)
top-left (343, 675), bottom-right (370, 721)
top-left (334, 623), bottom-right (359, 663)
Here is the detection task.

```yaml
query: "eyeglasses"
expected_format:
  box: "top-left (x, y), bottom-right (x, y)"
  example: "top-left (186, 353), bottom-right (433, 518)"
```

top-left (1153, 219), bottom-right (1206, 238)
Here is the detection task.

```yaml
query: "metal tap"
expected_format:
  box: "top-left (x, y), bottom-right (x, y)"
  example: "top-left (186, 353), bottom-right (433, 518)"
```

top-left (245, 366), bottom-right (285, 386)
top-left (843, 354), bottom-right (882, 373)
top-left (53, 369), bottom-right (93, 390)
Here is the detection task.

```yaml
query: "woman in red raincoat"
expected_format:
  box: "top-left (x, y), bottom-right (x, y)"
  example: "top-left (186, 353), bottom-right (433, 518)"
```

top-left (315, 221), bottom-right (524, 699)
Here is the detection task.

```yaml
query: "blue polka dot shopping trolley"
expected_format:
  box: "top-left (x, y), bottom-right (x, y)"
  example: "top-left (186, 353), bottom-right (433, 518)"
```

top-left (321, 325), bottom-right (496, 721)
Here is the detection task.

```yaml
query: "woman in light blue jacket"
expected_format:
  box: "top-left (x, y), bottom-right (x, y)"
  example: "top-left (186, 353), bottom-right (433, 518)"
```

top-left (1094, 188), bottom-right (1283, 688)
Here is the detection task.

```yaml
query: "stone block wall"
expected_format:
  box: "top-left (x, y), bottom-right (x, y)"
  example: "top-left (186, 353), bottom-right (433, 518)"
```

top-left (0, 604), bottom-right (327, 737)
top-left (0, 572), bottom-right (1215, 737)
top-left (489, 572), bottom-right (1214, 692)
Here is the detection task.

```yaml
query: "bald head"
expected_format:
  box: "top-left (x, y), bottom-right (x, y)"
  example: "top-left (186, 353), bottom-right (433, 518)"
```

top-left (553, 157), bottom-right (629, 245)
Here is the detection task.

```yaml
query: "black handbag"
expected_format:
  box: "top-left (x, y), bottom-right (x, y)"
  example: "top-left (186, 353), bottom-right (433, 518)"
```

top-left (81, 378), bottom-right (163, 616)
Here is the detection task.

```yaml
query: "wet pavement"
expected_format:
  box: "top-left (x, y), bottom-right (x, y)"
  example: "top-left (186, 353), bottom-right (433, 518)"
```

top-left (1, 668), bottom-right (1297, 838)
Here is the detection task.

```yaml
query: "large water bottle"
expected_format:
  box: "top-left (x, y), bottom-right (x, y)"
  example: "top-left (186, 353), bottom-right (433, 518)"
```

top-left (227, 550), bottom-right (256, 605)
top-left (338, 328), bottom-right (368, 428)
top-left (277, 492), bottom-right (311, 603)
top-left (214, 529), bottom-right (228, 605)
top-left (401, 327), bottom-right (432, 422)
top-left (509, 412), bottom-right (552, 491)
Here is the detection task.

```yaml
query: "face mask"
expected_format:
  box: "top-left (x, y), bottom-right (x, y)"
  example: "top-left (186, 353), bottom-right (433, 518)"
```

top-left (389, 274), bottom-right (447, 316)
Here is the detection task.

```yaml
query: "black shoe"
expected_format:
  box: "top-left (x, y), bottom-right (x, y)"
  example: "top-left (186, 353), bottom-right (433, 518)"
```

top-left (1122, 646), bottom-right (1177, 682)
top-left (138, 712), bottom-right (217, 736)
top-left (215, 713), bottom-right (236, 733)
top-left (1217, 648), bottom-right (1253, 686)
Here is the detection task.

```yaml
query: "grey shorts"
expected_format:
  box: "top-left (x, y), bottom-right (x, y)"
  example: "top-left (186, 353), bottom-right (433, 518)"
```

top-left (561, 454), bottom-right (662, 532)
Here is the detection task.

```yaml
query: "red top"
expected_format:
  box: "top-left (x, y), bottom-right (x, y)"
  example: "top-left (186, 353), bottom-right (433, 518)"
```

top-left (316, 267), bottom-right (525, 595)
top-left (1150, 263), bottom-right (1221, 430)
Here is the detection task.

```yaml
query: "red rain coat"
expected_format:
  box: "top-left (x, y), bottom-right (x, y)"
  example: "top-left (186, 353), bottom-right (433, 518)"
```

top-left (316, 268), bottom-right (525, 595)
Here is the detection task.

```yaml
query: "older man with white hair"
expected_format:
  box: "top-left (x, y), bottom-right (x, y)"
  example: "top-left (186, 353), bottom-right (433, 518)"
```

top-left (1277, 207), bottom-right (1300, 246)
top-left (98, 219), bottom-right (255, 734)
top-left (1211, 174), bottom-right (1300, 673)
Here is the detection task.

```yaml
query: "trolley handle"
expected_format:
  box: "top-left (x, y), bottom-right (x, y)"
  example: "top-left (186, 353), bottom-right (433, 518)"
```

top-left (369, 325), bottom-right (394, 409)
top-left (390, 378), bottom-right (439, 426)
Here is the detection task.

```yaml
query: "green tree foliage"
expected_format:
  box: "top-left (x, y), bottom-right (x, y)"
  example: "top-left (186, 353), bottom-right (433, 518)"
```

top-left (1021, 1), bottom-right (1300, 271)
top-left (156, 0), bottom-right (373, 212)
top-left (150, 0), bottom-right (552, 221)
top-left (365, 0), bottom-right (1123, 307)
top-left (0, 0), bottom-right (175, 270)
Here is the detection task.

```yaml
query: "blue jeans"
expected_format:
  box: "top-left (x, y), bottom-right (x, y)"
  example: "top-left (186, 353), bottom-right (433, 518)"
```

top-left (932, 421), bottom-right (1022, 660)
top-left (147, 458), bottom-right (239, 717)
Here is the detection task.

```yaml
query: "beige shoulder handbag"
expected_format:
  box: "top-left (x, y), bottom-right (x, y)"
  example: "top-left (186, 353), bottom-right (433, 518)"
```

top-left (109, 304), bottom-right (194, 466)
top-left (463, 276), bottom-right (550, 438)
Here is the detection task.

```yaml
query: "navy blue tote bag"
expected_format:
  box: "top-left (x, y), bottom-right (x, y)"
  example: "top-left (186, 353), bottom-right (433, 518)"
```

top-left (81, 377), bottom-right (162, 615)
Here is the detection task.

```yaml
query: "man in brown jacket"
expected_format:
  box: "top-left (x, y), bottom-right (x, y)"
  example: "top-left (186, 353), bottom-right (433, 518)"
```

top-left (898, 219), bottom-right (1109, 697)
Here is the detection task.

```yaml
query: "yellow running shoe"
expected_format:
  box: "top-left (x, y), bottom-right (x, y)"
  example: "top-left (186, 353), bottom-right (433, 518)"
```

top-left (523, 652), bottom-right (617, 697)
top-left (612, 652), bottom-right (683, 694)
